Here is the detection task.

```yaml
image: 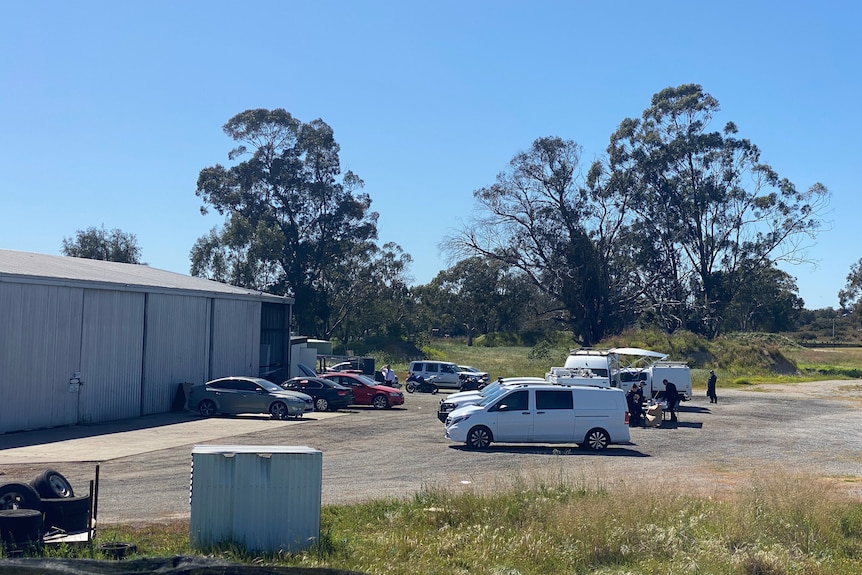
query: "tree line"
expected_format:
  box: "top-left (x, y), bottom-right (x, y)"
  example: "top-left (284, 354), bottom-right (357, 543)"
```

top-left (62, 84), bottom-right (862, 346)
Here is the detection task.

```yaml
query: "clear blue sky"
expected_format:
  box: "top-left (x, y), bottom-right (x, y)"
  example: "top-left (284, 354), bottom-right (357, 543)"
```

top-left (2, 1), bottom-right (858, 310)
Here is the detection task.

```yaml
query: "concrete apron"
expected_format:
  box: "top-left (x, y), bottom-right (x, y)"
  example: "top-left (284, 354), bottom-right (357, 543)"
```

top-left (0, 412), bottom-right (345, 464)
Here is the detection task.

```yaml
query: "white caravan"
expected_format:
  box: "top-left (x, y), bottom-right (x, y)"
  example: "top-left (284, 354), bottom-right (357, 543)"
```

top-left (546, 347), bottom-right (692, 400)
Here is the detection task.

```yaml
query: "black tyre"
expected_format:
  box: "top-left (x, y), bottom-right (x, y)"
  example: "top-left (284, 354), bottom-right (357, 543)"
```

top-left (405, 382), bottom-right (416, 393)
top-left (269, 402), bottom-right (289, 420)
top-left (466, 426), bottom-right (493, 449)
top-left (315, 397), bottom-right (330, 412)
top-left (42, 495), bottom-right (91, 532)
top-left (372, 394), bottom-right (389, 409)
top-left (0, 483), bottom-right (42, 511)
top-left (0, 508), bottom-right (43, 548)
top-left (30, 469), bottom-right (74, 499)
top-left (198, 400), bottom-right (217, 417)
top-left (584, 428), bottom-right (610, 451)
top-left (98, 541), bottom-right (137, 559)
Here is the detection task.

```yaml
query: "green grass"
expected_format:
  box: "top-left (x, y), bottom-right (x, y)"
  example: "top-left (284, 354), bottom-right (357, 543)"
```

top-left (16, 470), bottom-right (862, 574)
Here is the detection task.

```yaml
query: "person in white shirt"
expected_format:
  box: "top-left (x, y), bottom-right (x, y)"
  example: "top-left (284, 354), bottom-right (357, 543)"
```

top-left (382, 364), bottom-right (396, 386)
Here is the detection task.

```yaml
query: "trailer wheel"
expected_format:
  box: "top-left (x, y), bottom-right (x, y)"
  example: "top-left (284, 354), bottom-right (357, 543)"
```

top-left (31, 469), bottom-right (74, 499)
top-left (0, 483), bottom-right (42, 511)
top-left (42, 496), bottom-right (91, 533)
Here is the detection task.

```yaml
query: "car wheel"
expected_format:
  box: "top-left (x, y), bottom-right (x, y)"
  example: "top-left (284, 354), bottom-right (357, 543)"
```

top-left (31, 469), bottom-right (74, 499)
top-left (0, 483), bottom-right (42, 511)
top-left (466, 426), bottom-right (492, 449)
top-left (269, 402), bottom-right (289, 420)
top-left (315, 398), bottom-right (330, 412)
top-left (198, 400), bottom-right (217, 417)
top-left (372, 395), bottom-right (389, 409)
top-left (405, 382), bottom-right (416, 393)
top-left (584, 428), bottom-right (610, 451)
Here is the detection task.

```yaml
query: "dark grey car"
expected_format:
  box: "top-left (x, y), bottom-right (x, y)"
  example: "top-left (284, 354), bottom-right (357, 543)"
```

top-left (187, 376), bottom-right (313, 419)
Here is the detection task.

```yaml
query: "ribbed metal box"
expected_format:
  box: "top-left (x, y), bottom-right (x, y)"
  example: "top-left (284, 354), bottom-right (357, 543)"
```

top-left (189, 445), bottom-right (322, 553)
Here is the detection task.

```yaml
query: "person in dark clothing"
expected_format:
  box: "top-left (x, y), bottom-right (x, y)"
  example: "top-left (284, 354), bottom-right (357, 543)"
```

top-left (663, 379), bottom-right (680, 422)
top-left (627, 384), bottom-right (643, 427)
top-left (707, 370), bottom-right (718, 403)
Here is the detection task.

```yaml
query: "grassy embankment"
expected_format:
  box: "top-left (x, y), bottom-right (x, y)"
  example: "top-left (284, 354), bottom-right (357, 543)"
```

top-left (11, 332), bottom-right (862, 574)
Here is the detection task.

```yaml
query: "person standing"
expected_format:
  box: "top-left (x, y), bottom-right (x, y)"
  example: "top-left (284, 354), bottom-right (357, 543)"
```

top-left (627, 384), bottom-right (644, 427)
top-left (663, 379), bottom-right (680, 422)
top-left (707, 370), bottom-right (718, 403)
top-left (382, 364), bottom-right (396, 386)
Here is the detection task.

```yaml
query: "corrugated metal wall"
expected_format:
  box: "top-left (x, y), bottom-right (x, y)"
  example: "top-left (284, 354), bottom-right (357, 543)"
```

top-left (78, 289), bottom-right (145, 424)
top-left (141, 293), bottom-right (211, 415)
top-left (189, 445), bottom-right (322, 553)
top-left (1, 276), bottom-right (283, 433)
top-left (209, 299), bottom-right (261, 379)
top-left (0, 282), bottom-right (83, 433)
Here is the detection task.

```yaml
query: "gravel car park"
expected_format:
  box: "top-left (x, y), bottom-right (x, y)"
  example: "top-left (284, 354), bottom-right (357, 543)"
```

top-left (1, 381), bottom-right (862, 525)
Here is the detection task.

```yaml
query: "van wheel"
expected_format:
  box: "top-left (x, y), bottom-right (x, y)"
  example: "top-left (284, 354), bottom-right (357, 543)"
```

top-left (584, 428), bottom-right (610, 451)
top-left (466, 426), bottom-right (492, 449)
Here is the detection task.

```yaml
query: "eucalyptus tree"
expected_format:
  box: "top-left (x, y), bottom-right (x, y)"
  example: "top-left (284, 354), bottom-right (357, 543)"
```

top-left (597, 84), bottom-right (829, 335)
top-left (446, 137), bottom-right (627, 345)
top-left (62, 226), bottom-right (142, 264)
top-left (839, 258), bottom-right (862, 323)
top-left (191, 108), bottom-right (409, 338)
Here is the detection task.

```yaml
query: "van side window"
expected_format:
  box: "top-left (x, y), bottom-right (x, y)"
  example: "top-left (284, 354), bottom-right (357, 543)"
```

top-left (492, 390), bottom-right (529, 412)
top-left (412, 363), bottom-right (423, 372)
top-left (426, 363), bottom-right (439, 373)
top-left (536, 390), bottom-right (573, 410)
top-left (441, 364), bottom-right (457, 374)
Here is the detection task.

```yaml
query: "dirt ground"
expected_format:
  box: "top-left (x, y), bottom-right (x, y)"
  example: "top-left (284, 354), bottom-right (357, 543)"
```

top-left (2, 380), bottom-right (862, 524)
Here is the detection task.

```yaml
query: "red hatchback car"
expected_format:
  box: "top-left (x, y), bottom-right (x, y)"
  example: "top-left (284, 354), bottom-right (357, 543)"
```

top-left (321, 372), bottom-right (404, 409)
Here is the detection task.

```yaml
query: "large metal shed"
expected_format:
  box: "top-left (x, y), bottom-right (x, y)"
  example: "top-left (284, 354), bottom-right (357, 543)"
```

top-left (0, 249), bottom-right (294, 434)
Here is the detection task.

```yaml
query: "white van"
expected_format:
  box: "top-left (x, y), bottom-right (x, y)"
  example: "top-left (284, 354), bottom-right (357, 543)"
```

top-left (437, 377), bottom-right (545, 422)
top-left (444, 384), bottom-right (631, 450)
top-left (408, 361), bottom-right (465, 389)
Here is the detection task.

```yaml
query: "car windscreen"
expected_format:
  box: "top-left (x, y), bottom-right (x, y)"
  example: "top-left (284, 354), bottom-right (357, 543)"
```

top-left (477, 385), bottom-right (511, 406)
top-left (356, 374), bottom-right (377, 385)
top-left (256, 379), bottom-right (283, 392)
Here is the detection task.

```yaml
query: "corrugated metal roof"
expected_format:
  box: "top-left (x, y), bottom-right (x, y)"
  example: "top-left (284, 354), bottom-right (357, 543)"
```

top-left (0, 249), bottom-right (293, 304)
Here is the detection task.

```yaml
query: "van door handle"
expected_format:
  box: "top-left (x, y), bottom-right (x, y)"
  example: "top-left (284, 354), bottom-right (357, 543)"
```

top-left (536, 411), bottom-right (545, 414)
